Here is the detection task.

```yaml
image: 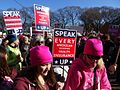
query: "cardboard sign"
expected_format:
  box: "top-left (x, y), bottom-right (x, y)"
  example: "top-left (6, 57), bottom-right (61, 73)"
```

top-left (53, 29), bottom-right (77, 65)
top-left (34, 4), bottom-right (50, 31)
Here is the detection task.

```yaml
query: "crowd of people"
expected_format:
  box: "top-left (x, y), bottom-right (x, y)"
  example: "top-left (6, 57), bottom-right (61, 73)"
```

top-left (0, 31), bottom-right (119, 90)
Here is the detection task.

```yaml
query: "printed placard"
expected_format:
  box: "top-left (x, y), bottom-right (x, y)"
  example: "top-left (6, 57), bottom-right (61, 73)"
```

top-left (7, 29), bottom-right (22, 35)
top-left (34, 4), bottom-right (50, 31)
top-left (53, 29), bottom-right (77, 65)
top-left (3, 11), bottom-right (23, 30)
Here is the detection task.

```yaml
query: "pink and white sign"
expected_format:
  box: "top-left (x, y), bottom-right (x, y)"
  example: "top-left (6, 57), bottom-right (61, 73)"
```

top-left (3, 11), bottom-right (23, 35)
top-left (3, 11), bottom-right (22, 30)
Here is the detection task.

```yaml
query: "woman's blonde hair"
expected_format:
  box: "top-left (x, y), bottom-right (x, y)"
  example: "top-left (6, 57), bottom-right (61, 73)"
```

top-left (97, 58), bottom-right (104, 69)
top-left (80, 54), bottom-right (104, 69)
top-left (30, 35), bottom-right (45, 48)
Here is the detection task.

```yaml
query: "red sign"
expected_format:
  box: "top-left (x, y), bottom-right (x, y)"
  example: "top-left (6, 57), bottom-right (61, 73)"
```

top-left (54, 37), bottom-right (75, 58)
top-left (34, 4), bottom-right (50, 30)
top-left (53, 29), bottom-right (77, 65)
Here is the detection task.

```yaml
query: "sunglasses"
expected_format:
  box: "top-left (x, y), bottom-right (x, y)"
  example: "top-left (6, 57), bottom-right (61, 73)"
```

top-left (87, 55), bottom-right (101, 60)
top-left (36, 41), bottom-right (44, 45)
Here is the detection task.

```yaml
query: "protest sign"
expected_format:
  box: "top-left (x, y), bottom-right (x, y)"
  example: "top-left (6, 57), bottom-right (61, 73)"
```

top-left (53, 28), bottom-right (77, 65)
top-left (34, 4), bottom-right (50, 31)
top-left (3, 11), bottom-right (23, 35)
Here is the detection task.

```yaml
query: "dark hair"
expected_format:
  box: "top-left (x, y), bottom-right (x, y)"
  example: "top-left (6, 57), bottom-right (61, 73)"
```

top-left (18, 64), bottom-right (56, 90)
top-left (1, 38), bottom-right (9, 47)
top-left (101, 34), bottom-right (110, 41)
top-left (0, 45), bottom-right (11, 78)
top-left (44, 65), bottom-right (57, 84)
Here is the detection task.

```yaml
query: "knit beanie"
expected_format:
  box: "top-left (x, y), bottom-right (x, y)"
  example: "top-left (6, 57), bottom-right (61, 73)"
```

top-left (7, 34), bottom-right (17, 44)
top-left (30, 46), bottom-right (53, 67)
top-left (83, 38), bottom-right (103, 56)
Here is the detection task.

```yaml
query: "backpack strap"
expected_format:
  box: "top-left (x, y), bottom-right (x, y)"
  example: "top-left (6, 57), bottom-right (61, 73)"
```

top-left (28, 84), bottom-right (31, 90)
top-left (93, 67), bottom-right (97, 90)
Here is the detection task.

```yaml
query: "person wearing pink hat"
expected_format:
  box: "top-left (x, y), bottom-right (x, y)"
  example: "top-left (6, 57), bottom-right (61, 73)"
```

top-left (64, 38), bottom-right (111, 90)
top-left (75, 36), bottom-right (87, 58)
top-left (13, 46), bottom-right (64, 90)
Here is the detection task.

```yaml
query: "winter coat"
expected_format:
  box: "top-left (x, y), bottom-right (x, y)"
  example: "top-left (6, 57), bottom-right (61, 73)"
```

top-left (14, 77), bottom-right (56, 90)
top-left (0, 76), bottom-right (14, 90)
top-left (64, 58), bottom-right (111, 90)
top-left (6, 45), bottom-right (22, 70)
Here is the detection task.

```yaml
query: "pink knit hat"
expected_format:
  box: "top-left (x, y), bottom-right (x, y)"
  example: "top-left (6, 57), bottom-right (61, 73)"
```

top-left (83, 38), bottom-right (103, 56)
top-left (30, 46), bottom-right (53, 67)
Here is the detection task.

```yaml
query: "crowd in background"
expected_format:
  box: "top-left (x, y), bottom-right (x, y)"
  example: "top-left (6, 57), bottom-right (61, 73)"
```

top-left (0, 30), bottom-right (119, 90)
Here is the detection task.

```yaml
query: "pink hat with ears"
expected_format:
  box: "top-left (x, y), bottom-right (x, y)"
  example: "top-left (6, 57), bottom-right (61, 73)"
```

top-left (30, 46), bottom-right (53, 67)
top-left (83, 38), bottom-right (103, 56)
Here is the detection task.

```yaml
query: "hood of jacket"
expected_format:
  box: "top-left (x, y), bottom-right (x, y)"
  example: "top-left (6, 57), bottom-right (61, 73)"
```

top-left (15, 77), bottom-right (37, 87)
